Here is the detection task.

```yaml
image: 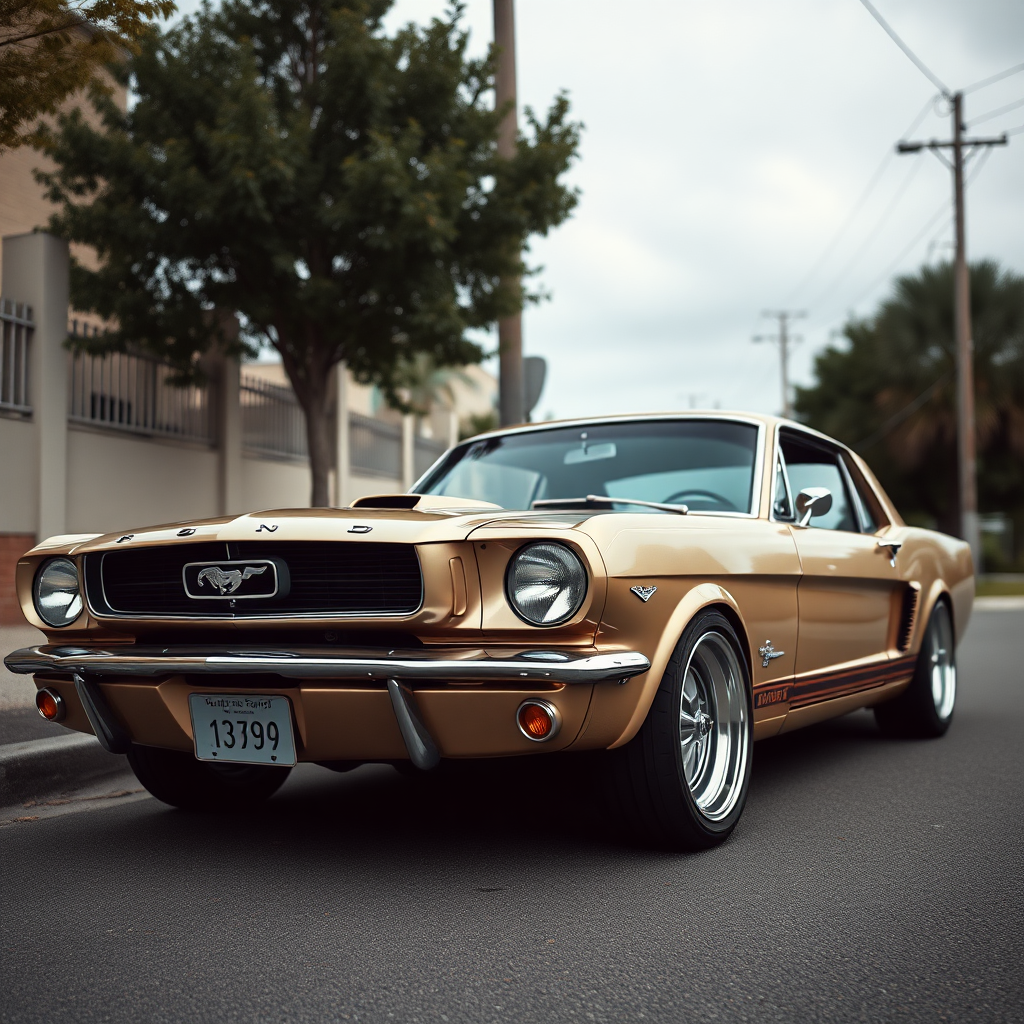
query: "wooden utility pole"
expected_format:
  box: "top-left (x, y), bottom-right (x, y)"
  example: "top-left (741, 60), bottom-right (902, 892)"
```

top-left (898, 95), bottom-right (1007, 566)
top-left (493, 0), bottom-right (523, 426)
top-left (754, 311), bottom-right (805, 419)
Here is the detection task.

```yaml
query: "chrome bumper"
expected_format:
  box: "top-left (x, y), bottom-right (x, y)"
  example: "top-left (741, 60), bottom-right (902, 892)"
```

top-left (4, 646), bottom-right (651, 686)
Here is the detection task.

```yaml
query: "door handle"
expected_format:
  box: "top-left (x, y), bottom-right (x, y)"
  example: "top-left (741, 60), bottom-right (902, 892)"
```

top-left (877, 539), bottom-right (902, 567)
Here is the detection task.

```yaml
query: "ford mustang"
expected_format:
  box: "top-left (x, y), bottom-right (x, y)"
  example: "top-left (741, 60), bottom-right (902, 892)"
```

top-left (5, 413), bottom-right (972, 849)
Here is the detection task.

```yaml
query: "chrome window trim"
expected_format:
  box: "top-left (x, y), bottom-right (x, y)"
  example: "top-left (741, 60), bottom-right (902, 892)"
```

top-left (836, 454), bottom-right (874, 534)
top-left (414, 415), bottom-right (767, 519)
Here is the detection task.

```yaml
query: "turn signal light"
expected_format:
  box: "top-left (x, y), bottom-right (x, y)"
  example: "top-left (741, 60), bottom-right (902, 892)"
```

top-left (516, 700), bottom-right (561, 742)
top-left (36, 687), bottom-right (65, 723)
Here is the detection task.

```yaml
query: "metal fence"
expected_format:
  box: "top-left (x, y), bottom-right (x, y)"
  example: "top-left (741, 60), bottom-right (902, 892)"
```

top-left (350, 412), bottom-right (402, 478)
top-left (69, 349), bottom-right (214, 443)
top-left (241, 373), bottom-right (308, 459)
top-left (414, 434), bottom-right (447, 478)
top-left (0, 299), bottom-right (32, 415)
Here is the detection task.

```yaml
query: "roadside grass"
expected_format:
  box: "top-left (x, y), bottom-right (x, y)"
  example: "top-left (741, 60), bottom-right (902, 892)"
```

top-left (977, 577), bottom-right (1024, 597)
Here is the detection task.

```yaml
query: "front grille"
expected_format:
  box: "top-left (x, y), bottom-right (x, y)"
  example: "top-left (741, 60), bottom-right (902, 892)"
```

top-left (85, 541), bottom-right (423, 618)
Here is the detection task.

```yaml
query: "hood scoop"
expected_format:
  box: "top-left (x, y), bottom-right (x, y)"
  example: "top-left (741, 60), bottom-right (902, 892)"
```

top-left (350, 494), bottom-right (503, 513)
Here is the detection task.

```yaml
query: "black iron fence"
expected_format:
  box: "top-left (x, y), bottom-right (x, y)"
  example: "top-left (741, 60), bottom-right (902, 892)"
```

top-left (0, 299), bottom-right (32, 415)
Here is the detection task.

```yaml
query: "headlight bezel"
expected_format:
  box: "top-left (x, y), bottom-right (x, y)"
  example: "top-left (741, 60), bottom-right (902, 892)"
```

top-left (504, 541), bottom-right (589, 627)
top-left (33, 556), bottom-right (84, 628)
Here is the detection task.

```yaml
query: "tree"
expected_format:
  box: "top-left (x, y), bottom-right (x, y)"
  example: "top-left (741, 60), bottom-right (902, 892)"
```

top-left (37, 0), bottom-right (581, 506)
top-left (794, 261), bottom-right (1024, 563)
top-left (0, 0), bottom-right (175, 150)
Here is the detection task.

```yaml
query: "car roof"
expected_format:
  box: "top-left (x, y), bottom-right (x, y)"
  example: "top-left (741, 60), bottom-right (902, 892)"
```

top-left (463, 410), bottom-right (837, 448)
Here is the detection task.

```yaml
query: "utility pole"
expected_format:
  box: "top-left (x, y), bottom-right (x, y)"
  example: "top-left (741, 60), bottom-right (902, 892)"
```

top-left (493, 0), bottom-right (523, 426)
top-left (754, 310), bottom-right (805, 418)
top-left (897, 94), bottom-right (1007, 566)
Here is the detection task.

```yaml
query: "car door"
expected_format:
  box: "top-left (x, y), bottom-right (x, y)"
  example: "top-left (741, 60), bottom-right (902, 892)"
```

top-left (773, 428), bottom-right (902, 711)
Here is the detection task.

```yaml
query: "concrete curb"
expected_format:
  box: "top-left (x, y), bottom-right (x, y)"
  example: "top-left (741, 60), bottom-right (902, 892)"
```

top-left (0, 732), bottom-right (129, 809)
top-left (974, 596), bottom-right (1024, 611)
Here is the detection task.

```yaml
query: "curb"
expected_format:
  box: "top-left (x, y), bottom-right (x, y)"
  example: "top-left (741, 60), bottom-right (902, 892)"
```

top-left (0, 732), bottom-right (129, 809)
top-left (974, 596), bottom-right (1024, 611)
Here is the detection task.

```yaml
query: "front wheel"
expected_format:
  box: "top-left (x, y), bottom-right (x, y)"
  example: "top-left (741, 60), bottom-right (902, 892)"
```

top-left (127, 745), bottom-right (292, 810)
top-left (608, 610), bottom-right (753, 850)
top-left (874, 600), bottom-right (956, 738)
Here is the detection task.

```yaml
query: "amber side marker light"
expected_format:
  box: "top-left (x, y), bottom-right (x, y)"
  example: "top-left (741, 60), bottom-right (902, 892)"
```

top-left (516, 700), bottom-right (561, 742)
top-left (36, 687), bottom-right (65, 723)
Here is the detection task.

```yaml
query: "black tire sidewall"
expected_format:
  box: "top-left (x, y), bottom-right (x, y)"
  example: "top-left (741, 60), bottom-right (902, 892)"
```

top-left (127, 744), bottom-right (292, 810)
top-left (635, 609), bottom-right (754, 846)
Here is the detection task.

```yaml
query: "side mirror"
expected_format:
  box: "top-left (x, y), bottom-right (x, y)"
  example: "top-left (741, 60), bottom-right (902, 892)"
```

top-left (795, 487), bottom-right (832, 527)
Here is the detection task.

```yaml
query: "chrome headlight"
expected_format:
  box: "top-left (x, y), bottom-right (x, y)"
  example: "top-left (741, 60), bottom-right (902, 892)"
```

top-left (505, 542), bottom-right (588, 626)
top-left (34, 557), bottom-right (83, 627)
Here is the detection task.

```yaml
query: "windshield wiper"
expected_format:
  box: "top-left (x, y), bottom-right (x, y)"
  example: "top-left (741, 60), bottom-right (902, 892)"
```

top-left (531, 494), bottom-right (688, 515)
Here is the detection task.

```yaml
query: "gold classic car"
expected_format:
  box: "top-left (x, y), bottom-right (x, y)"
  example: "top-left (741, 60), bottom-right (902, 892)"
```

top-left (6, 413), bottom-right (972, 849)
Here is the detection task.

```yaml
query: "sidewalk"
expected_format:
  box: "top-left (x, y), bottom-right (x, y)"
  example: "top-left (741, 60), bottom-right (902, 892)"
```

top-left (1, 624), bottom-right (45, 712)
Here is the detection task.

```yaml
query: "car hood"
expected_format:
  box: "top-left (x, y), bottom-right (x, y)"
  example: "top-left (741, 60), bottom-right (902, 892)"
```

top-left (44, 499), bottom-right (594, 555)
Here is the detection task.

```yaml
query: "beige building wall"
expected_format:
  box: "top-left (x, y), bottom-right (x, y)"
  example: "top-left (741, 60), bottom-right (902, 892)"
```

top-left (241, 455), bottom-right (311, 513)
top-left (65, 427), bottom-right (220, 535)
top-left (0, 416), bottom-right (37, 534)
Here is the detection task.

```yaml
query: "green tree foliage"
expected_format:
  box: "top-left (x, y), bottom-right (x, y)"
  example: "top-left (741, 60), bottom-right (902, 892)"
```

top-left (38, 0), bottom-right (581, 504)
top-left (0, 0), bottom-right (175, 150)
top-left (794, 261), bottom-right (1024, 560)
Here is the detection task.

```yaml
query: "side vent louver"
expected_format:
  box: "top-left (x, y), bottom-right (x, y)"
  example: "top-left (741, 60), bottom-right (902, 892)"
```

top-left (897, 585), bottom-right (920, 653)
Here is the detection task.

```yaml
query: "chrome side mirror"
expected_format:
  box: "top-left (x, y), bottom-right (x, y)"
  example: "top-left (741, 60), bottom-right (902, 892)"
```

top-left (795, 487), bottom-right (832, 527)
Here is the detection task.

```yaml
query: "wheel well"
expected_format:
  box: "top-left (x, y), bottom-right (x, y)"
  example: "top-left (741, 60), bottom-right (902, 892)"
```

top-left (704, 602), bottom-right (753, 688)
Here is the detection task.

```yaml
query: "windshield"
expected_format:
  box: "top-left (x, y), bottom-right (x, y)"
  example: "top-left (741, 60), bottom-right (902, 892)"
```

top-left (417, 419), bottom-right (761, 514)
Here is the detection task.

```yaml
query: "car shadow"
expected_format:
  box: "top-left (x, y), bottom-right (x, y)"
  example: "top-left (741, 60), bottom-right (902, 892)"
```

top-left (104, 709), bottom-right (902, 863)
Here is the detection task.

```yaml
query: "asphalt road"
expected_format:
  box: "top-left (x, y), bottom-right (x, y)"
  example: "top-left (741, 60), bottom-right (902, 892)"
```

top-left (2, 610), bottom-right (1022, 1024)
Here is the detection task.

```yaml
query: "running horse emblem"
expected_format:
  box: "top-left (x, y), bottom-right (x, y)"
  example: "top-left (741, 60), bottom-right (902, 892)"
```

top-left (197, 565), bottom-right (267, 596)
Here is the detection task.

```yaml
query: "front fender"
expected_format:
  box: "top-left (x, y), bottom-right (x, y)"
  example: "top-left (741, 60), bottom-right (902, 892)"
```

top-left (570, 582), bottom-right (748, 751)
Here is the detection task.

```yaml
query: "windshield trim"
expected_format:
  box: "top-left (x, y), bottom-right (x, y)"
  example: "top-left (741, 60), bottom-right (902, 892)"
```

top-left (412, 415), bottom-right (767, 519)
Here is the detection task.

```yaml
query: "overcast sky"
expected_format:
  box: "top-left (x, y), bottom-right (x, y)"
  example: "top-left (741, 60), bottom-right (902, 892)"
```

top-left (176, 0), bottom-right (1024, 420)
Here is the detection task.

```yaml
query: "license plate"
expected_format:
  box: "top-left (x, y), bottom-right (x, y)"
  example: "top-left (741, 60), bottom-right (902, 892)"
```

top-left (188, 693), bottom-right (297, 766)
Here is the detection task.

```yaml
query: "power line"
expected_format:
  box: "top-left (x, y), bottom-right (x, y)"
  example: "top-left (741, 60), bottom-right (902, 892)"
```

top-left (808, 136), bottom-right (997, 332)
top-left (786, 94), bottom-right (937, 304)
top-left (1007, 122), bottom-right (1024, 137)
top-left (966, 95), bottom-right (1024, 128)
top-left (857, 0), bottom-right (949, 95)
top-left (803, 152), bottom-right (926, 315)
top-left (854, 371), bottom-right (954, 452)
top-left (963, 60), bottom-right (1024, 95)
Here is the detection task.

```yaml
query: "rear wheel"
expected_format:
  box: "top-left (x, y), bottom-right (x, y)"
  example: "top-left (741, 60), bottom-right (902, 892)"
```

top-left (608, 610), bottom-right (752, 850)
top-left (127, 745), bottom-right (292, 810)
top-left (875, 600), bottom-right (956, 738)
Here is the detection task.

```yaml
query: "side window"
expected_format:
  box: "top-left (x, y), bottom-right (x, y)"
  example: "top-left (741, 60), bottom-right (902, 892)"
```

top-left (779, 432), bottom-right (857, 532)
top-left (842, 455), bottom-right (885, 533)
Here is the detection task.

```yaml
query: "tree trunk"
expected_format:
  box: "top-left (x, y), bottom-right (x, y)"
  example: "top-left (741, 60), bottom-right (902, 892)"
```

top-left (286, 362), bottom-right (334, 508)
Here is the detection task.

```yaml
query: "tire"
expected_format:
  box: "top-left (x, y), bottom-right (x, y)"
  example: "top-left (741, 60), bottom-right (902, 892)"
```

top-left (127, 744), bottom-right (292, 810)
top-left (874, 599), bottom-right (956, 738)
top-left (608, 609), bottom-right (753, 850)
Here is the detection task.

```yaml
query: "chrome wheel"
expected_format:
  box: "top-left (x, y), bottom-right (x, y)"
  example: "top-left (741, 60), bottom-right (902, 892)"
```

top-left (927, 601), bottom-right (956, 721)
top-left (679, 631), bottom-right (749, 822)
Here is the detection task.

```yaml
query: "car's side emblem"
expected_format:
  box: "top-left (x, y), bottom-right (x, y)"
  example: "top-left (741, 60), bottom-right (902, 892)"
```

top-left (198, 565), bottom-right (267, 595)
top-left (177, 528), bottom-right (196, 537)
top-left (758, 641), bottom-right (785, 668)
top-left (348, 525), bottom-right (372, 534)
top-left (256, 523), bottom-right (278, 533)
top-left (630, 585), bottom-right (657, 603)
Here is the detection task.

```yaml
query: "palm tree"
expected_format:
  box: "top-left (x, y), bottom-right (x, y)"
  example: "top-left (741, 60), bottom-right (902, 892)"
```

top-left (794, 261), bottom-right (1024, 563)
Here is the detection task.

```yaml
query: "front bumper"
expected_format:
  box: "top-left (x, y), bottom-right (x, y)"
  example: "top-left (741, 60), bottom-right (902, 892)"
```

top-left (5, 645), bottom-right (651, 766)
top-left (5, 645), bottom-right (650, 685)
